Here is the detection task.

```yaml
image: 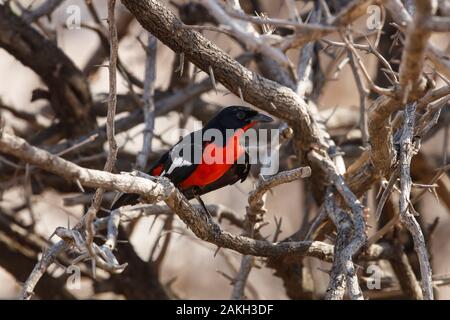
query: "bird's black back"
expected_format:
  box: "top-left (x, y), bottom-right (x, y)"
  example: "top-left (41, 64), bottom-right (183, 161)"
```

top-left (111, 106), bottom-right (258, 210)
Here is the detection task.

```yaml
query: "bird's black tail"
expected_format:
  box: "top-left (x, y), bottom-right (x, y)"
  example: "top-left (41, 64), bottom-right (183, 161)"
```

top-left (111, 154), bottom-right (250, 209)
top-left (110, 193), bottom-right (140, 211)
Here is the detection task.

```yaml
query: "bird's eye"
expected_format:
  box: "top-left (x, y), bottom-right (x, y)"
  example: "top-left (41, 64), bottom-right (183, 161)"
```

top-left (236, 111), bottom-right (246, 120)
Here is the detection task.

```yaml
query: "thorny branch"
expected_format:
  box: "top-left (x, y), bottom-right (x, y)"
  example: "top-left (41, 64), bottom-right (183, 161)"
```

top-left (398, 102), bottom-right (433, 300)
top-left (85, 0), bottom-right (119, 269)
top-left (231, 166), bottom-right (312, 299)
top-left (0, 130), bottom-right (334, 252)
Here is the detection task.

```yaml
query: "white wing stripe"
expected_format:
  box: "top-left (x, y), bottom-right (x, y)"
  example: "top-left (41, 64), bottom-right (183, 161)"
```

top-left (166, 157), bottom-right (192, 175)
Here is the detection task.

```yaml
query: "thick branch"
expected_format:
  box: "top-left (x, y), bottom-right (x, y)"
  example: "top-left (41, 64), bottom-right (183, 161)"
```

top-left (0, 131), bottom-right (334, 262)
top-left (398, 102), bottom-right (433, 300)
top-left (120, 0), bottom-right (324, 152)
top-left (398, 0), bottom-right (437, 96)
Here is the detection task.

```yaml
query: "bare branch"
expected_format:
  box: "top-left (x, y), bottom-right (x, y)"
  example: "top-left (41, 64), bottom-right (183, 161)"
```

top-left (230, 255), bottom-right (254, 300)
top-left (310, 152), bottom-right (367, 300)
top-left (398, 102), bottom-right (433, 299)
top-left (85, 0), bottom-right (119, 262)
top-left (136, 34), bottom-right (157, 171)
top-left (226, 9), bottom-right (336, 32)
top-left (199, 0), bottom-right (291, 68)
top-left (247, 167), bottom-right (312, 215)
top-left (20, 241), bottom-right (68, 299)
top-left (279, 0), bottom-right (374, 51)
top-left (398, 0), bottom-right (437, 99)
top-left (0, 131), bottom-right (335, 261)
top-left (384, 0), bottom-right (450, 79)
top-left (232, 166), bottom-right (311, 299)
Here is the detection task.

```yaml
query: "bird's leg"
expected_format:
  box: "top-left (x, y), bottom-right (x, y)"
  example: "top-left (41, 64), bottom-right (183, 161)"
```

top-left (192, 188), bottom-right (212, 221)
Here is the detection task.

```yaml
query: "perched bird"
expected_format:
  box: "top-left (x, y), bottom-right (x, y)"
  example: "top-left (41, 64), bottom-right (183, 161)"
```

top-left (111, 106), bottom-right (273, 215)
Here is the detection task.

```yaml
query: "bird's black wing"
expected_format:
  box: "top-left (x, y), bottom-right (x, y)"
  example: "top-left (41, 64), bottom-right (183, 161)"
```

top-left (182, 152), bottom-right (251, 200)
top-left (111, 130), bottom-right (202, 210)
top-left (159, 130), bottom-right (202, 185)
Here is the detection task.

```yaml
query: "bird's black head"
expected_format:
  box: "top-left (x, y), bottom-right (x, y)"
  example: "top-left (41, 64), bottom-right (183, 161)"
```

top-left (205, 106), bottom-right (273, 131)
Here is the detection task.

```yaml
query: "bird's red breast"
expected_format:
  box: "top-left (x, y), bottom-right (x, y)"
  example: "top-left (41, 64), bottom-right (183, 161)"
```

top-left (179, 121), bottom-right (256, 190)
top-left (150, 121), bottom-right (255, 190)
top-left (151, 164), bottom-right (164, 176)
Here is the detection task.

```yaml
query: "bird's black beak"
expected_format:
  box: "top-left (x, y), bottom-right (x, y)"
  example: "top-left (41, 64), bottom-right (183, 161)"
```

top-left (250, 112), bottom-right (273, 123)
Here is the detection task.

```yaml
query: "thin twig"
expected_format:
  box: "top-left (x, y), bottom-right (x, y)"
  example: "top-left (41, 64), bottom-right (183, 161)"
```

top-left (375, 167), bottom-right (399, 221)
